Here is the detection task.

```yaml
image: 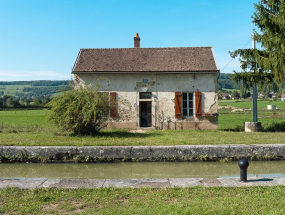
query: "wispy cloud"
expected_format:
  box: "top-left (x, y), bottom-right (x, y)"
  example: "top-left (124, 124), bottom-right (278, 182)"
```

top-left (0, 70), bottom-right (72, 81)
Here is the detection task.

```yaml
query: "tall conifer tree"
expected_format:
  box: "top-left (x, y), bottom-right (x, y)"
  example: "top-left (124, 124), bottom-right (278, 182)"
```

top-left (230, 0), bottom-right (285, 85)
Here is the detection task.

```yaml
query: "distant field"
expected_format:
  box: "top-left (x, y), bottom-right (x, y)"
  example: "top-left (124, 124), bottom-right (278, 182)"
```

top-left (218, 99), bottom-right (285, 129)
top-left (0, 85), bottom-right (31, 96)
top-left (0, 80), bottom-right (71, 98)
top-left (219, 99), bottom-right (285, 109)
top-left (219, 110), bottom-right (285, 130)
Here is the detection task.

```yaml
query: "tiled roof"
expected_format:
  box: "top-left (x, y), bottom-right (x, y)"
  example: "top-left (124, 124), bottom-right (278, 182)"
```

top-left (72, 47), bottom-right (218, 73)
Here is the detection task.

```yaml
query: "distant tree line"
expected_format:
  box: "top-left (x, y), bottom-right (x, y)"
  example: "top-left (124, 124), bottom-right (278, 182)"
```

top-left (218, 73), bottom-right (239, 90)
top-left (0, 95), bottom-right (51, 109)
top-left (0, 80), bottom-right (71, 86)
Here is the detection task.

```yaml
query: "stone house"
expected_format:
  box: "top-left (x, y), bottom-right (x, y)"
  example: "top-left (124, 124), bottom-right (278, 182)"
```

top-left (220, 93), bottom-right (231, 100)
top-left (72, 34), bottom-right (219, 130)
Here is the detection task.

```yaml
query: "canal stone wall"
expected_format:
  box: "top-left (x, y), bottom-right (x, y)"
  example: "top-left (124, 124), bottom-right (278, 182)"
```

top-left (0, 144), bottom-right (285, 162)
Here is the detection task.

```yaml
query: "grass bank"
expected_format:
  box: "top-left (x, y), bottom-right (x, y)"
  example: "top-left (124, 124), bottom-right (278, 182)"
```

top-left (0, 187), bottom-right (284, 214)
top-left (1, 129), bottom-right (285, 146)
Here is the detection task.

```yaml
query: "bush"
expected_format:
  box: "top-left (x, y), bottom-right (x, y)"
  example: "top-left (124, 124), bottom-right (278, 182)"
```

top-left (46, 85), bottom-right (110, 135)
top-left (262, 121), bottom-right (285, 132)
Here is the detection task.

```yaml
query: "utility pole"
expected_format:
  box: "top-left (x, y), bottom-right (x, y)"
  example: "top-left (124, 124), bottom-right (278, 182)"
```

top-left (244, 34), bottom-right (261, 132)
top-left (252, 33), bottom-right (258, 122)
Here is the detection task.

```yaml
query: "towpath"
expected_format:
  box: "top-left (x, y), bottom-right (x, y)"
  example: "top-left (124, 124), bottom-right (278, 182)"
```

top-left (1, 177), bottom-right (285, 189)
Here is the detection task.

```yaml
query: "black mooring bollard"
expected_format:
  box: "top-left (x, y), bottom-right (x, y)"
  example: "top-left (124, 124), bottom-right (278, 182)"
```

top-left (238, 159), bottom-right (249, 182)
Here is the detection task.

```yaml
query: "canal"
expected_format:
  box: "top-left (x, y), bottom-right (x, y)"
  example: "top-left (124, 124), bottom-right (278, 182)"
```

top-left (1, 161), bottom-right (284, 179)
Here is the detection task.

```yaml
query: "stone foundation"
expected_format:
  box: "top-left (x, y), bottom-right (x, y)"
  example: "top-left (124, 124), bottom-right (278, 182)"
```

top-left (105, 117), bottom-right (218, 130)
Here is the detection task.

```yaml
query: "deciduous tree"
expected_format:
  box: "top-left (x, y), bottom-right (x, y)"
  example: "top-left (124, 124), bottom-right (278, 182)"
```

top-left (46, 85), bottom-right (110, 135)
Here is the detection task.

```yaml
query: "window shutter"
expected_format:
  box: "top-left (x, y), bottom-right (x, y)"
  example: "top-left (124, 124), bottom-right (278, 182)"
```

top-left (110, 92), bottom-right (117, 118)
top-left (175, 92), bottom-right (182, 118)
top-left (195, 91), bottom-right (202, 118)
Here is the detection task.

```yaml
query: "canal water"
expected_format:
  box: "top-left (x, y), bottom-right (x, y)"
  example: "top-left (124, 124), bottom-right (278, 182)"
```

top-left (0, 161), bottom-right (284, 179)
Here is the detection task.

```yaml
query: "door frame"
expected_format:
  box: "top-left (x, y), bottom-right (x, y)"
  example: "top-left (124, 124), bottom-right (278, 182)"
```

top-left (139, 101), bottom-right (152, 127)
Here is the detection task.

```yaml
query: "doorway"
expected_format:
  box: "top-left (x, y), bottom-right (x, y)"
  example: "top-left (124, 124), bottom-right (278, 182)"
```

top-left (140, 101), bottom-right (152, 127)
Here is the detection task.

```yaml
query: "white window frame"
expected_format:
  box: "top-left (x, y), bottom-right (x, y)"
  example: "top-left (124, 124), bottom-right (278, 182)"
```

top-left (182, 92), bottom-right (194, 118)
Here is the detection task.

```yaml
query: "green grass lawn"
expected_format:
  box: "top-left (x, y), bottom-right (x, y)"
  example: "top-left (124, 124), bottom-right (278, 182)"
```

top-left (219, 110), bottom-right (285, 130)
top-left (218, 99), bottom-right (285, 130)
top-left (0, 186), bottom-right (284, 214)
top-left (2, 129), bottom-right (285, 146)
top-left (0, 107), bottom-right (285, 146)
top-left (0, 109), bottom-right (50, 127)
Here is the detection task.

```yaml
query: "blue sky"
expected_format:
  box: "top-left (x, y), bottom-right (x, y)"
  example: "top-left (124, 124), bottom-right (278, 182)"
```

top-left (0, 0), bottom-right (258, 81)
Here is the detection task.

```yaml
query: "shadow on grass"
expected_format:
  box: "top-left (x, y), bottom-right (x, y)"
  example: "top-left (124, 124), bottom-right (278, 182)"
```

top-left (220, 125), bottom-right (244, 132)
top-left (97, 130), bottom-right (163, 138)
top-left (69, 129), bottom-right (163, 138)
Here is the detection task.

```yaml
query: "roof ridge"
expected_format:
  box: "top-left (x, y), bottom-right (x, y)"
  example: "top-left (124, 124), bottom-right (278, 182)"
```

top-left (80, 47), bottom-right (213, 50)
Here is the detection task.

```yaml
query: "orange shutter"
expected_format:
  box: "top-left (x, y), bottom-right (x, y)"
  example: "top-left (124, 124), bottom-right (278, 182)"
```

top-left (175, 92), bottom-right (182, 119)
top-left (195, 91), bottom-right (202, 118)
top-left (110, 92), bottom-right (117, 118)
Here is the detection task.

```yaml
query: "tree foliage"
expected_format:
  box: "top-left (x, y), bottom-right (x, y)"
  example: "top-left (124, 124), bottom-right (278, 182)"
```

top-left (218, 73), bottom-right (239, 89)
top-left (229, 0), bottom-right (285, 85)
top-left (230, 71), bottom-right (275, 89)
top-left (46, 85), bottom-right (110, 135)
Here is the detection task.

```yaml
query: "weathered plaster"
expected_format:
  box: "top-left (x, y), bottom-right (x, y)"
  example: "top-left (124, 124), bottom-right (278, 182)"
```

top-left (74, 72), bottom-right (218, 130)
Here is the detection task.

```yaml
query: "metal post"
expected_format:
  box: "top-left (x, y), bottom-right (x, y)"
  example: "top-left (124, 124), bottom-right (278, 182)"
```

top-left (238, 159), bottom-right (249, 182)
top-left (253, 84), bottom-right (258, 122)
top-left (252, 34), bottom-right (258, 122)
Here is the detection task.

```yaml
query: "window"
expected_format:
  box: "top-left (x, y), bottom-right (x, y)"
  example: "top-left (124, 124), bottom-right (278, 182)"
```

top-left (175, 91), bottom-right (202, 119)
top-left (98, 92), bottom-right (109, 100)
top-left (98, 92), bottom-right (117, 118)
top-left (140, 92), bottom-right (152, 99)
top-left (182, 93), bottom-right (194, 117)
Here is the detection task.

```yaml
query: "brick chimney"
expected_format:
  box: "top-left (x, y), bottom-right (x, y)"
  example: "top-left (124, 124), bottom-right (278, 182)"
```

top-left (134, 33), bottom-right (140, 48)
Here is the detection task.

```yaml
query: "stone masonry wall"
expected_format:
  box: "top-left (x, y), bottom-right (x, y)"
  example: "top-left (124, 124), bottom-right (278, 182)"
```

top-left (0, 145), bottom-right (284, 162)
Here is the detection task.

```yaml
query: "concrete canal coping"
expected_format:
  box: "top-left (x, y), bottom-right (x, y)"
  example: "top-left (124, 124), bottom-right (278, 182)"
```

top-left (1, 177), bottom-right (285, 189)
top-left (0, 144), bottom-right (285, 162)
